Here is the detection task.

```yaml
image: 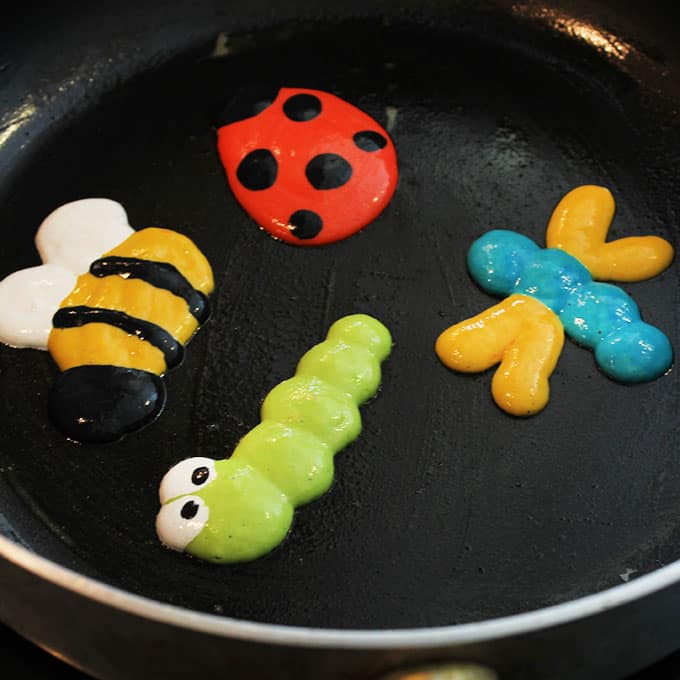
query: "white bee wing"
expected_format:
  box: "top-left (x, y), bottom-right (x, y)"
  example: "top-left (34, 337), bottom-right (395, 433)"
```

top-left (0, 263), bottom-right (76, 349)
top-left (35, 198), bottom-right (135, 276)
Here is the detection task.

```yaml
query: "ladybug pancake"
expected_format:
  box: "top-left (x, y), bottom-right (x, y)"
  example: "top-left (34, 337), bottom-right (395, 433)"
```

top-left (217, 87), bottom-right (398, 246)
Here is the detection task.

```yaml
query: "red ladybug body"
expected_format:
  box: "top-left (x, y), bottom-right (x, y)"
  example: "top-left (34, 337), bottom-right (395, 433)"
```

top-left (217, 87), bottom-right (398, 246)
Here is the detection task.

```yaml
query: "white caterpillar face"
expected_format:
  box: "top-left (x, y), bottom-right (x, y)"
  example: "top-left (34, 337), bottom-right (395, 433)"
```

top-left (156, 494), bottom-right (210, 551)
top-left (157, 457), bottom-right (219, 552)
top-left (158, 456), bottom-right (218, 504)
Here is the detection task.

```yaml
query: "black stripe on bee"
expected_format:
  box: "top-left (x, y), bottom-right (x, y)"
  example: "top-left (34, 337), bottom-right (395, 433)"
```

top-left (52, 306), bottom-right (185, 369)
top-left (90, 257), bottom-right (211, 323)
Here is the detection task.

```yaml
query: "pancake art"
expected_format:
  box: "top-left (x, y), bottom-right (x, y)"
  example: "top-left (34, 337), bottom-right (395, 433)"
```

top-left (156, 314), bottom-right (391, 563)
top-left (0, 199), bottom-right (214, 443)
top-left (217, 87), bottom-right (398, 246)
top-left (436, 185), bottom-right (673, 416)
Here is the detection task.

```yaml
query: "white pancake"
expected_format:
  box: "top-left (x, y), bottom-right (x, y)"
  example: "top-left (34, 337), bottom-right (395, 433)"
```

top-left (0, 264), bottom-right (76, 349)
top-left (35, 198), bottom-right (134, 276)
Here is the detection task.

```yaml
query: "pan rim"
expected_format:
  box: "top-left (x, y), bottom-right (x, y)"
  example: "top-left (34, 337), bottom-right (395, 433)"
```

top-left (1, 533), bottom-right (679, 647)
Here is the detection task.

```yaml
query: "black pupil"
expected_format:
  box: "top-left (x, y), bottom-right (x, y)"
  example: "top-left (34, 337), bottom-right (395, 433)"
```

top-left (180, 500), bottom-right (199, 520)
top-left (191, 466), bottom-right (210, 485)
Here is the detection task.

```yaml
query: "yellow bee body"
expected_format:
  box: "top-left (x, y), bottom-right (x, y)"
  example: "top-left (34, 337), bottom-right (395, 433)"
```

top-left (49, 228), bottom-right (213, 375)
top-left (47, 226), bottom-right (214, 443)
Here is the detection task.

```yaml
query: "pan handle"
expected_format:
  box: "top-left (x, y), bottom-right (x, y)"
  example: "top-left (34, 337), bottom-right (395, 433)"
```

top-left (379, 663), bottom-right (498, 680)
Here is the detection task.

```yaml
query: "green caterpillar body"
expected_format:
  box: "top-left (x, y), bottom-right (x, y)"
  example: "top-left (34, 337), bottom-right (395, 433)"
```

top-left (156, 314), bottom-right (391, 563)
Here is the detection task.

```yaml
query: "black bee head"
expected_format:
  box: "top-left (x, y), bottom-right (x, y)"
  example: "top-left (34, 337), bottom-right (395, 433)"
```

top-left (48, 366), bottom-right (166, 444)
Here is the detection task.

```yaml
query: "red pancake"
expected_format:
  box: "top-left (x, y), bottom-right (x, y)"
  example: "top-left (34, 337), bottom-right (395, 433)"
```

top-left (217, 87), bottom-right (398, 246)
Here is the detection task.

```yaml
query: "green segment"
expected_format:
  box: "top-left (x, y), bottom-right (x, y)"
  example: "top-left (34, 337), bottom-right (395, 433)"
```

top-left (171, 314), bottom-right (391, 564)
top-left (326, 314), bottom-right (392, 362)
top-left (186, 461), bottom-right (293, 563)
top-left (261, 375), bottom-right (361, 451)
top-left (297, 339), bottom-right (380, 403)
top-left (232, 421), bottom-right (334, 506)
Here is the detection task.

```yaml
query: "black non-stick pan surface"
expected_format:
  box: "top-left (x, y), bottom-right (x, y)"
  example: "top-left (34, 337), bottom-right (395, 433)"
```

top-left (1, 0), bottom-right (680, 631)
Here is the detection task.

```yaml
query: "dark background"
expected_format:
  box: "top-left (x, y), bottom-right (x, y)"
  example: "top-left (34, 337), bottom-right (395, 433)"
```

top-left (3, 7), bottom-right (680, 631)
top-left (1, 622), bottom-right (679, 679)
top-left (2, 1), bottom-right (680, 678)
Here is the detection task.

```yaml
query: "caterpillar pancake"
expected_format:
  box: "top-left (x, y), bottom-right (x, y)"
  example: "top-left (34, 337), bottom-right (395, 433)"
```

top-left (156, 314), bottom-right (391, 563)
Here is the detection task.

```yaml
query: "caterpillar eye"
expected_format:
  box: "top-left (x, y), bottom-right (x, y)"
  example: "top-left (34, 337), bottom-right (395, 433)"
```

top-left (156, 495), bottom-right (209, 552)
top-left (159, 457), bottom-right (217, 504)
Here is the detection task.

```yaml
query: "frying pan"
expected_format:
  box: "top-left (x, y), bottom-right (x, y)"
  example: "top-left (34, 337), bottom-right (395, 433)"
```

top-left (1, 0), bottom-right (680, 677)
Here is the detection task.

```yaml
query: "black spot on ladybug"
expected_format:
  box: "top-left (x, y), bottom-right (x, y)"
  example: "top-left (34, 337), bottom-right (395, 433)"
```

top-left (289, 210), bottom-right (323, 240)
top-left (305, 154), bottom-right (352, 190)
top-left (217, 85), bottom-right (279, 127)
top-left (283, 94), bottom-right (322, 122)
top-left (237, 149), bottom-right (278, 191)
top-left (354, 130), bottom-right (388, 151)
